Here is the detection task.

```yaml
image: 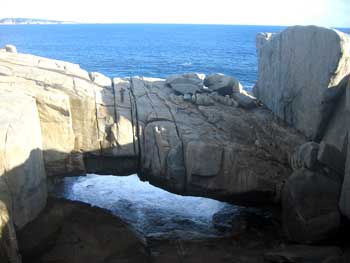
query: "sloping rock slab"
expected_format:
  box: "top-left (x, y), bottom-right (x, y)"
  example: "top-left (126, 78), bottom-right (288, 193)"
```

top-left (18, 198), bottom-right (150, 263)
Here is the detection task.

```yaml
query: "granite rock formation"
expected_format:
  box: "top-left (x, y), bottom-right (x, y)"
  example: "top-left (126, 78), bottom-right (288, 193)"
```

top-left (0, 25), bottom-right (349, 261)
top-left (254, 25), bottom-right (350, 141)
top-left (255, 26), bottom-right (350, 243)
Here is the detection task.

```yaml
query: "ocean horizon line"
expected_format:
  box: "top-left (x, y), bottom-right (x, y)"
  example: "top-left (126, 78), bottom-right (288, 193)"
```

top-left (0, 21), bottom-right (348, 29)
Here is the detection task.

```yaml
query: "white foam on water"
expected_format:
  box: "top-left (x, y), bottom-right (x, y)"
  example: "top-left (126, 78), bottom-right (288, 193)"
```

top-left (52, 174), bottom-right (238, 239)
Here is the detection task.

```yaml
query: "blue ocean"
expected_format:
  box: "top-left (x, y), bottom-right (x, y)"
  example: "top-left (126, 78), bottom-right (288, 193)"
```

top-left (0, 24), bottom-right (348, 90)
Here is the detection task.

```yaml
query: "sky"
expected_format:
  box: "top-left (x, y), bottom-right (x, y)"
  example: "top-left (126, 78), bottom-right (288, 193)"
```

top-left (1, 0), bottom-right (349, 27)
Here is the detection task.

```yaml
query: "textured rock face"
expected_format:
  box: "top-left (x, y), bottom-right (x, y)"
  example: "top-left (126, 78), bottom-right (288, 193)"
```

top-left (254, 26), bottom-right (350, 140)
top-left (0, 50), bottom-right (307, 261)
top-left (282, 169), bottom-right (342, 243)
top-left (123, 77), bottom-right (303, 205)
top-left (256, 27), bottom-right (350, 243)
top-left (0, 24), bottom-right (348, 257)
top-left (0, 90), bottom-right (47, 262)
top-left (0, 48), bottom-right (305, 207)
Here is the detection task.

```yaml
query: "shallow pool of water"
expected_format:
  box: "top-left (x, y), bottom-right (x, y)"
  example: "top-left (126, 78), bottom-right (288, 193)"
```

top-left (51, 174), bottom-right (239, 239)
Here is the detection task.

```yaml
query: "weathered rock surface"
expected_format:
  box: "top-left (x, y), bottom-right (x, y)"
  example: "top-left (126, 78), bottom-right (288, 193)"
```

top-left (282, 168), bottom-right (342, 243)
top-left (2, 24), bottom-right (349, 260)
top-left (0, 46), bottom-right (306, 207)
top-left (254, 25), bottom-right (350, 140)
top-left (0, 90), bottom-right (47, 262)
top-left (125, 76), bottom-right (303, 205)
top-left (18, 198), bottom-right (150, 263)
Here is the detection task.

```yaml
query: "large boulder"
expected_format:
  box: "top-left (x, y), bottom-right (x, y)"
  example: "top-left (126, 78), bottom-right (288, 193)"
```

top-left (203, 73), bottom-right (242, 95)
top-left (131, 77), bottom-right (304, 205)
top-left (165, 73), bottom-right (204, 95)
top-left (254, 26), bottom-right (350, 140)
top-left (282, 168), bottom-right (342, 243)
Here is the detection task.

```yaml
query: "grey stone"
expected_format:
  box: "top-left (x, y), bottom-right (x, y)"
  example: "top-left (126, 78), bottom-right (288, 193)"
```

top-left (320, 77), bottom-right (350, 153)
top-left (256, 32), bottom-right (275, 50)
top-left (291, 142), bottom-right (319, 170)
top-left (184, 93), bottom-right (192, 102)
top-left (194, 93), bottom-right (214, 106)
top-left (232, 92), bottom-right (257, 109)
top-left (254, 26), bottom-right (350, 140)
top-left (165, 73), bottom-right (203, 95)
top-left (282, 168), bottom-right (341, 243)
top-left (317, 141), bottom-right (346, 175)
top-left (203, 73), bottom-right (242, 95)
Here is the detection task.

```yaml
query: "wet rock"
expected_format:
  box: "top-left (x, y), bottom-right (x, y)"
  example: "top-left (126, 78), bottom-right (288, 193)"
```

top-left (282, 168), bottom-right (342, 243)
top-left (165, 73), bottom-right (204, 95)
top-left (264, 245), bottom-right (342, 263)
top-left (212, 206), bottom-right (281, 245)
top-left (18, 198), bottom-right (150, 263)
top-left (203, 73), bottom-right (242, 95)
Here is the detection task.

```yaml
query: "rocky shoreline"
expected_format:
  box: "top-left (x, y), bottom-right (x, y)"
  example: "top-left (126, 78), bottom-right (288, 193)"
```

top-left (0, 25), bottom-right (350, 262)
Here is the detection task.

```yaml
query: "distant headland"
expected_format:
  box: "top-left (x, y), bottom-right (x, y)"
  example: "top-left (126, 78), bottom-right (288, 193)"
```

top-left (0, 18), bottom-right (75, 25)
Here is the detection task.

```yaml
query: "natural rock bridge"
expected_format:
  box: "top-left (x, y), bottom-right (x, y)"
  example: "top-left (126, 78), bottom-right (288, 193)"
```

top-left (1, 25), bottom-right (350, 262)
